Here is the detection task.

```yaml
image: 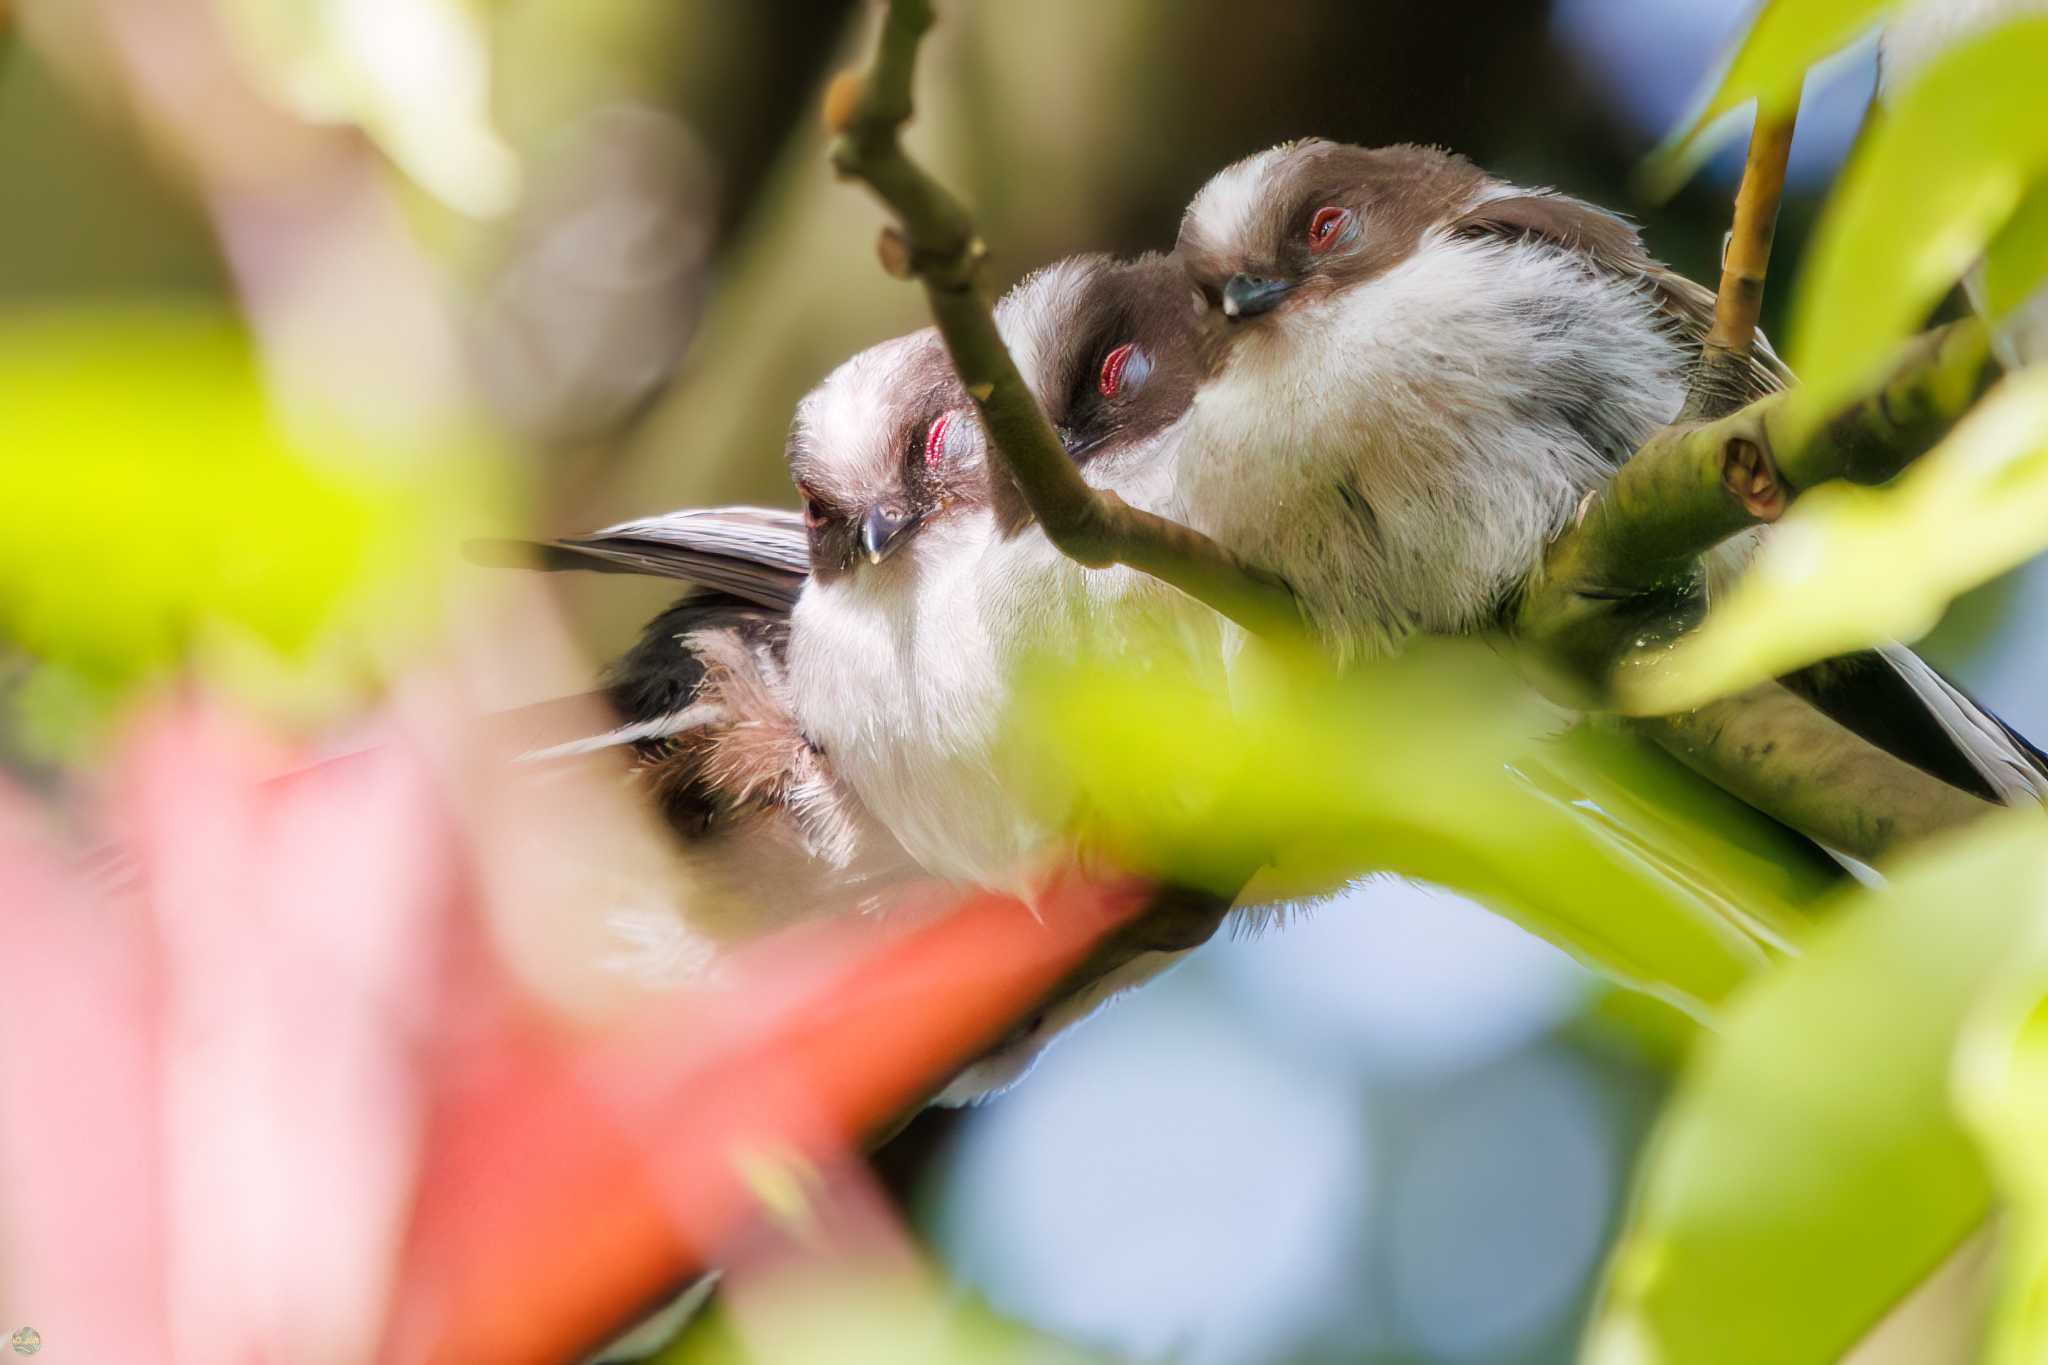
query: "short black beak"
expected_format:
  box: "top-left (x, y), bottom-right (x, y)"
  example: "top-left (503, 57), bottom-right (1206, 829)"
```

top-left (1221, 273), bottom-right (1292, 320)
top-left (859, 506), bottom-right (921, 564)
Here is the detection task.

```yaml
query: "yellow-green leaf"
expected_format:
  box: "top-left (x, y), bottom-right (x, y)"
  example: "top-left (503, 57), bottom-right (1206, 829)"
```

top-left (1790, 17), bottom-right (2048, 412)
top-left (1644, 0), bottom-right (1895, 194)
top-left (1627, 366), bottom-right (2048, 712)
top-left (1980, 172), bottom-right (2048, 324)
top-left (1587, 813), bottom-right (2048, 1365)
top-left (1021, 638), bottom-right (1828, 1021)
top-left (0, 306), bottom-right (489, 743)
top-left (1955, 875), bottom-right (2048, 1365)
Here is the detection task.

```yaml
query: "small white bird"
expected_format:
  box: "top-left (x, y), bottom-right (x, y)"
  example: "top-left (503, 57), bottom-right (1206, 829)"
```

top-left (778, 253), bottom-right (1236, 1099)
top-left (506, 255), bottom-right (1237, 1101)
top-left (783, 253), bottom-right (1230, 893)
top-left (1171, 139), bottom-right (2047, 807)
top-left (483, 512), bottom-right (920, 935)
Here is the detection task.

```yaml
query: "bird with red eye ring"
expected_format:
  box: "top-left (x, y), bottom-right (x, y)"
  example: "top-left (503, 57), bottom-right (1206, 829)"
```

top-left (1306, 205), bottom-right (1354, 254)
top-left (1097, 341), bottom-right (1152, 398)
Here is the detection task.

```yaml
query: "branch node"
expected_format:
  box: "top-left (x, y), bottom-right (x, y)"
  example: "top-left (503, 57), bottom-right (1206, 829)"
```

top-left (822, 70), bottom-right (866, 137)
top-left (1721, 436), bottom-right (1786, 522)
top-left (876, 226), bottom-right (914, 280)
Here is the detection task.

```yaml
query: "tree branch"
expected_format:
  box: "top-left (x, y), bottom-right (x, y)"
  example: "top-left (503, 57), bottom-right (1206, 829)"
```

top-left (826, 12), bottom-right (2006, 862)
top-left (1515, 99), bottom-right (2009, 862)
top-left (1518, 316), bottom-right (1999, 688)
top-left (823, 0), bottom-right (1301, 638)
top-left (1633, 682), bottom-right (1996, 862)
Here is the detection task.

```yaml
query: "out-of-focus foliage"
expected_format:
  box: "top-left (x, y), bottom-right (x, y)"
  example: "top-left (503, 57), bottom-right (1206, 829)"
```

top-left (1956, 868), bottom-right (2048, 1365)
top-left (1981, 176), bottom-right (2048, 324)
top-left (1644, 0), bottom-right (1894, 193)
top-left (217, 0), bottom-right (519, 216)
top-left (1022, 638), bottom-right (1827, 1022)
top-left (1789, 17), bottom-right (2048, 409)
top-left (0, 307), bottom-right (489, 752)
top-left (649, 1275), bottom-right (1103, 1365)
top-left (1631, 367), bottom-right (2048, 709)
top-left (1588, 813), bottom-right (2048, 1365)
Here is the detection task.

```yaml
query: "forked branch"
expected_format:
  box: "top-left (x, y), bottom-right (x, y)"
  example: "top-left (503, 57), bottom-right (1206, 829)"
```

top-left (1518, 315), bottom-right (2000, 686)
top-left (1516, 101), bottom-right (2009, 860)
top-left (824, 0), bottom-right (1300, 638)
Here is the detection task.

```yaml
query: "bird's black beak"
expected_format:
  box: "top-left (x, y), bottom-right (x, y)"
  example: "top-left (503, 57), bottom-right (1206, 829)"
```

top-left (859, 506), bottom-right (921, 564)
top-left (1221, 273), bottom-right (1292, 320)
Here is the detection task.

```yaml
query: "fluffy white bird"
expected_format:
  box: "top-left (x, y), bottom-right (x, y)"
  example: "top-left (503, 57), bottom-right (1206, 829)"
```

top-left (1171, 139), bottom-right (2047, 806)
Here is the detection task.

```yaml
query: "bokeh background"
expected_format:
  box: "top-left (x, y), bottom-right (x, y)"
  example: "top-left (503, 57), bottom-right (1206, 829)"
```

top-left (5, 1), bottom-right (2045, 1361)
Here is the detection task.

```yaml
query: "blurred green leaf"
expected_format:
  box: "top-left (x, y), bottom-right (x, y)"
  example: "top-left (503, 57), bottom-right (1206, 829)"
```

top-left (1626, 367), bottom-right (2048, 711)
top-left (0, 306), bottom-right (487, 747)
top-left (1644, 0), bottom-right (1894, 194)
top-left (1956, 878), bottom-right (2048, 1365)
top-left (1023, 638), bottom-right (1828, 1022)
top-left (1980, 173), bottom-right (2048, 323)
top-left (1587, 813), bottom-right (2048, 1365)
top-left (1790, 17), bottom-right (2048, 411)
top-left (648, 1271), bottom-right (1102, 1365)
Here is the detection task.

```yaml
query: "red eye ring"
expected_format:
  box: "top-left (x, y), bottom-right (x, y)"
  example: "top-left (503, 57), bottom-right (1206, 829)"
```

top-left (1099, 342), bottom-right (1137, 397)
top-left (923, 411), bottom-right (953, 470)
top-left (1308, 206), bottom-right (1351, 253)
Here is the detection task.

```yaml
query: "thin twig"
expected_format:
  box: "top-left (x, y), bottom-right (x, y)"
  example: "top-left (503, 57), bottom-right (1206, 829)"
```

top-left (1683, 101), bottom-right (1799, 421)
top-left (823, 0), bottom-right (1300, 638)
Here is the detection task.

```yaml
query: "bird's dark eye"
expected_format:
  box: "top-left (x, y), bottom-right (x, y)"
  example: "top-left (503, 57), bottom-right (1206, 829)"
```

top-left (1307, 206), bottom-right (1352, 254)
top-left (1099, 342), bottom-right (1151, 398)
top-left (799, 487), bottom-right (828, 529)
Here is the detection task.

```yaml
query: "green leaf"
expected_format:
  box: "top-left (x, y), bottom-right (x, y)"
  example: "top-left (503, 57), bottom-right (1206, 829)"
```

top-left (0, 306), bottom-right (491, 744)
top-left (1586, 812), bottom-right (2048, 1365)
top-left (1021, 638), bottom-right (1829, 1021)
top-left (1955, 879), bottom-right (2048, 1365)
top-left (1979, 172), bottom-right (2048, 324)
top-left (1643, 0), bottom-right (1895, 195)
top-left (1625, 367), bottom-right (2048, 711)
top-left (1790, 17), bottom-right (2048, 413)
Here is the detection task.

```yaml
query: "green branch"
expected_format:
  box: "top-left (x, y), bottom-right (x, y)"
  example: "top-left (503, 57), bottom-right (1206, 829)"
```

top-left (1513, 319), bottom-right (2004, 861)
top-left (1518, 315), bottom-right (1999, 696)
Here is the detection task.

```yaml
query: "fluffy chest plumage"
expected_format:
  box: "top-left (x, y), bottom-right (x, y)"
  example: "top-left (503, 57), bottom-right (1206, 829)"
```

top-left (787, 515), bottom-right (1027, 885)
top-left (1173, 234), bottom-right (1689, 658)
top-left (787, 502), bottom-right (1227, 889)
